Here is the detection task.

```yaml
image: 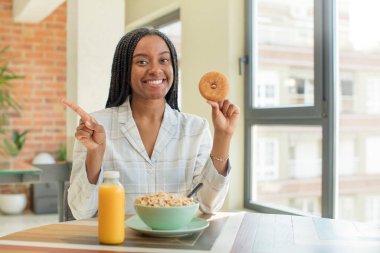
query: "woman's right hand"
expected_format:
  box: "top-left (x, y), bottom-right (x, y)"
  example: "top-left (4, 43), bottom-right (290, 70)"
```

top-left (62, 99), bottom-right (106, 151)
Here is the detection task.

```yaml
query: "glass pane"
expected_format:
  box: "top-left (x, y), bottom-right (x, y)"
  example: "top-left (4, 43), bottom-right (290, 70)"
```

top-left (255, 0), bottom-right (314, 108)
top-left (251, 125), bottom-right (322, 215)
top-left (338, 0), bottom-right (380, 223)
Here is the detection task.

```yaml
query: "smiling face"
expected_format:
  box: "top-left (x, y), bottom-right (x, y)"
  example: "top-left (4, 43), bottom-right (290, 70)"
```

top-left (130, 35), bottom-right (174, 102)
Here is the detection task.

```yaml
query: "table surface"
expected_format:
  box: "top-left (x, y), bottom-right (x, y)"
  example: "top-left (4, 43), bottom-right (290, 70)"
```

top-left (0, 160), bottom-right (41, 174)
top-left (0, 160), bottom-right (41, 186)
top-left (0, 212), bottom-right (380, 253)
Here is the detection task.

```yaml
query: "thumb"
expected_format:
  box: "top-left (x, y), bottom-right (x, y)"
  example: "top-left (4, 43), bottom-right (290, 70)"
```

top-left (85, 121), bottom-right (104, 133)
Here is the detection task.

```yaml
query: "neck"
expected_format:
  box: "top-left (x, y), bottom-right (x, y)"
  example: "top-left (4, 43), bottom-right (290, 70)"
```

top-left (130, 97), bottom-right (166, 121)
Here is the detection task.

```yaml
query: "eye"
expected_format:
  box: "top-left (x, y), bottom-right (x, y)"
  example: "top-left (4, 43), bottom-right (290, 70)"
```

top-left (136, 60), bottom-right (148, 65)
top-left (160, 58), bottom-right (170, 64)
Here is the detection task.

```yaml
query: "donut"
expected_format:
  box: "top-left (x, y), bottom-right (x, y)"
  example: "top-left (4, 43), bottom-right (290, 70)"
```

top-left (198, 71), bottom-right (229, 102)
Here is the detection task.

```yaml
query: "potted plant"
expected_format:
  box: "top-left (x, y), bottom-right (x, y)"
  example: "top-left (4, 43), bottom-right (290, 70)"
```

top-left (0, 47), bottom-right (28, 215)
top-left (0, 129), bottom-right (29, 215)
top-left (0, 47), bottom-right (24, 159)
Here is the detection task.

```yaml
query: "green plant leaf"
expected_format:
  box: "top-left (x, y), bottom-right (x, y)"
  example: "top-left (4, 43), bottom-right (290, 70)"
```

top-left (3, 139), bottom-right (19, 157)
top-left (0, 46), bottom-right (25, 145)
top-left (17, 130), bottom-right (28, 150)
top-left (8, 130), bottom-right (28, 150)
top-left (56, 145), bottom-right (67, 161)
top-left (12, 130), bottom-right (19, 142)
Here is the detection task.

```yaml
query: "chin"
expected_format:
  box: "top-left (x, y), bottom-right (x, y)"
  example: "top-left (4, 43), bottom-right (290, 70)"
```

top-left (147, 91), bottom-right (169, 100)
top-left (139, 94), bottom-right (164, 101)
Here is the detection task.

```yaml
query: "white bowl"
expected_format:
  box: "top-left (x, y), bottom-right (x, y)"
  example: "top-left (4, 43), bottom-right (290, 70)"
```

top-left (32, 152), bottom-right (55, 165)
top-left (0, 194), bottom-right (27, 214)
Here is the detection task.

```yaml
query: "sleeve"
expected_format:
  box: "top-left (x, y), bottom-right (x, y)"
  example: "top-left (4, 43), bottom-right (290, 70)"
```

top-left (67, 139), bottom-right (104, 220)
top-left (192, 119), bottom-right (231, 214)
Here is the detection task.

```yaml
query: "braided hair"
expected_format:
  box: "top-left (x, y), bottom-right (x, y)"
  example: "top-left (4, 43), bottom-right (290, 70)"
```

top-left (105, 27), bottom-right (179, 111)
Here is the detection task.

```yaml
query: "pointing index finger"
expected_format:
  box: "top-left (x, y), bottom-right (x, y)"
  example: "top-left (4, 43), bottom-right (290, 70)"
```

top-left (62, 98), bottom-right (91, 121)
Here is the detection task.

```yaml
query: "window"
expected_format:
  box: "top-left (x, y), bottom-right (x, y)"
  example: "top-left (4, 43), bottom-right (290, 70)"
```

top-left (339, 138), bottom-right (357, 176)
top-left (366, 196), bottom-right (380, 224)
top-left (339, 196), bottom-right (355, 221)
top-left (246, 0), bottom-right (324, 216)
top-left (246, 0), bottom-right (380, 223)
top-left (338, 73), bottom-right (354, 113)
top-left (291, 197), bottom-right (320, 215)
top-left (251, 125), bottom-right (322, 214)
top-left (340, 80), bottom-right (353, 96)
top-left (337, 0), bottom-right (380, 223)
top-left (254, 0), bottom-right (314, 109)
top-left (255, 71), bottom-right (279, 106)
top-left (254, 137), bottom-right (279, 181)
top-left (365, 137), bottom-right (380, 174)
top-left (366, 77), bottom-right (380, 114)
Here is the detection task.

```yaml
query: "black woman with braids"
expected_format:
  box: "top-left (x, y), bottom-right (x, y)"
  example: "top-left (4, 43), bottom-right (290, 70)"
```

top-left (63, 28), bottom-right (240, 219)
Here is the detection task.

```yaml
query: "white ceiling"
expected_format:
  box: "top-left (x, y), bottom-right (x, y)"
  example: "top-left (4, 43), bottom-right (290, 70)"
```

top-left (13, 0), bottom-right (65, 23)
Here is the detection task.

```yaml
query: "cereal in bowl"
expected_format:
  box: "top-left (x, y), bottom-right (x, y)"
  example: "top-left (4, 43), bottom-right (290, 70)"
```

top-left (135, 192), bottom-right (194, 207)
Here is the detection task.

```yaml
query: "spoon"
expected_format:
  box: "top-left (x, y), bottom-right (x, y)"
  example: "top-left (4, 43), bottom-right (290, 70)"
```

top-left (186, 183), bottom-right (204, 198)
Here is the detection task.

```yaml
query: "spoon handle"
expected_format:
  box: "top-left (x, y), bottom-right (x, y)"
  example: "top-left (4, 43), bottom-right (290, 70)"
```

top-left (187, 183), bottom-right (204, 198)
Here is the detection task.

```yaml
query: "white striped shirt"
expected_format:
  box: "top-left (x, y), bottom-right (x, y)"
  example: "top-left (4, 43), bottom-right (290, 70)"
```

top-left (68, 99), bottom-right (231, 220)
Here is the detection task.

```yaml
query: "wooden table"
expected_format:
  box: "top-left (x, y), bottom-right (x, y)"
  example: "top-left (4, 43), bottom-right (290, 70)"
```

top-left (0, 212), bottom-right (380, 252)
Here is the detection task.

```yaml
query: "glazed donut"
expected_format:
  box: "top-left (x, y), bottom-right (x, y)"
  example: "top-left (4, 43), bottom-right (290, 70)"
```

top-left (198, 71), bottom-right (229, 102)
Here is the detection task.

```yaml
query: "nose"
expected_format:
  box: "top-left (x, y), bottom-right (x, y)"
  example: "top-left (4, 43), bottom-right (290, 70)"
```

top-left (148, 61), bottom-right (162, 75)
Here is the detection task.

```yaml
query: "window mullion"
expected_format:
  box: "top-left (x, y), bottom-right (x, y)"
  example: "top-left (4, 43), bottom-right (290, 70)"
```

top-left (318, 0), bottom-right (337, 219)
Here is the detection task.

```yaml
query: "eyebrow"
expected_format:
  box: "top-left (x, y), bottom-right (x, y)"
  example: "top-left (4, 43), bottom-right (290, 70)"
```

top-left (133, 51), bottom-right (170, 58)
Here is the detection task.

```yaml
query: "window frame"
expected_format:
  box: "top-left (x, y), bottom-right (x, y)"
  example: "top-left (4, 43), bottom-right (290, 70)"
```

top-left (244, 0), bottom-right (337, 218)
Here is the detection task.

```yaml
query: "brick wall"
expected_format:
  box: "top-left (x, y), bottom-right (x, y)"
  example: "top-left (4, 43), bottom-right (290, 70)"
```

top-left (0, 0), bottom-right (67, 162)
top-left (0, 0), bottom-right (67, 208)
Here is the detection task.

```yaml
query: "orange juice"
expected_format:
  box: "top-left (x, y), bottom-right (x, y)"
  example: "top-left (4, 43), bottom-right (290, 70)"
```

top-left (98, 171), bottom-right (125, 244)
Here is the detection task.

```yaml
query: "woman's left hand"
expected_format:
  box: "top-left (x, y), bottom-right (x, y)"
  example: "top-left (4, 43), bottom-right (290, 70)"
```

top-left (207, 99), bottom-right (240, 136)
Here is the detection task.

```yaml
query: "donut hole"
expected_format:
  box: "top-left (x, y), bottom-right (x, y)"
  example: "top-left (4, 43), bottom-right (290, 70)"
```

top-left (210, 83), bottom-right (217, 89)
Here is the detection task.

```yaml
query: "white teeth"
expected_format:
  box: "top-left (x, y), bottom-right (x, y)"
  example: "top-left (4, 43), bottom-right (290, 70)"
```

top-left (146, 80), bottom-right (163, 85)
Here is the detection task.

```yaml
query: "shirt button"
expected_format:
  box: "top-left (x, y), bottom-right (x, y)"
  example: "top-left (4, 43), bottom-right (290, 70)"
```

top-left (147, 168), bottom-right (154, 174)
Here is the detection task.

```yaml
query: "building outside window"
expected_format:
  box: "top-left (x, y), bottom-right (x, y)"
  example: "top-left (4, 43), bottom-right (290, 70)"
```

top-left (365, 137), bottom-right (380, 174)
top-left (366, 77), bottom-right (380, 114)
top-left (365, 196), bottom-right (380, 224)
top-left (339, 138), bottom-right (357, 176)
top-left (339, 196), bottom-right (356, 221)
top-left (254, 138), bottom-right (279, 181)
top-left (256, 71), bottom-right (280, 107)
top-left (246, 0), bottom-right (380, 223)
top-left (291, 197), bottom-right (320, 215)
top-left (338, 0), bottom-right (380, 223)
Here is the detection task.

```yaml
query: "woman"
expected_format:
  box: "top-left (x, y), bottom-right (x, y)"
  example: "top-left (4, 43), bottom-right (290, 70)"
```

top-left (64, 28), bottom-right (240, 219)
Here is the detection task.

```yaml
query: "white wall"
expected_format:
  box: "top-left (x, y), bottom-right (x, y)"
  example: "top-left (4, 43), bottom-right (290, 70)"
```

top-left (125, 0), bottom-right (179, 29)
top-left (125, 0), bottom-right (245, 210)
top-left (66, 0), bottom-right (125, 159)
